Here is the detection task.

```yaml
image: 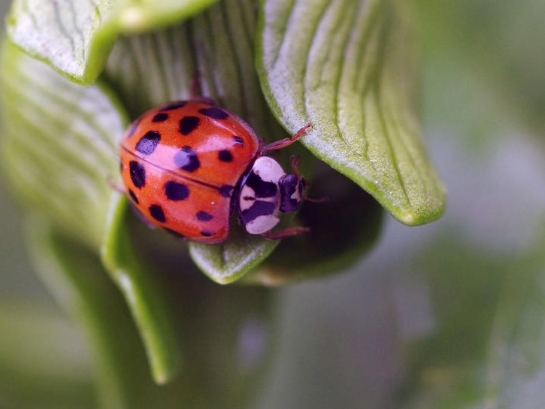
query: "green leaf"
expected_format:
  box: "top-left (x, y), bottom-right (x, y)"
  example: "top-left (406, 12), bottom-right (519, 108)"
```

top-left (0, 39), bottom-right (124, 249)
top-left (101, 196), bottom-right (181, 383)
top-left (189, 222), bottom-right (281, 285)
top-left (257, 0), bottom-right (446, 225)
top-left (6, 0), bottom-right (216, 84)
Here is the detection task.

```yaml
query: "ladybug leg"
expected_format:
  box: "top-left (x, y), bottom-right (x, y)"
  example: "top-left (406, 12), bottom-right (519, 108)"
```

top-left (262, 123), bottom-right (312, 152)
top-left (262, 226), bottom-right (310, 240)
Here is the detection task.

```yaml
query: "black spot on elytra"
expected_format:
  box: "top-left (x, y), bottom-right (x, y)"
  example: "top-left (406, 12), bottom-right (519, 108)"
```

top-left (164, 181), bottom-right (190, 201)
top-left (135, 131), bottom-right (161, 155)
top-left (196, 211), bottom-right (213, 221)
top-left (128, 189), bottom-right (139, 204)
top-left (218, 149), bottom-right (233, 162)
top-left (199, 106), bottom-right (229, 120)
top-left (149, 204), bottom-right (166, 223)
top-left (179, 116), bottom-right (200, 135)
top-left (200, 230), bottom-right (215, 237)
top-left (129, 161), bottom-right (146, 188)
top-left (152, 113), bottom-right (169, 122)
top-left (245, 171), bottom-right (277, 198)
top-left (159, 101), bottom-right (187, 111)
top-left (218, 185), bottom-right (234, 198)
top-left (233, 135), bottom-right (244, 145)
top-left (240, 200), bottom-right (276, 225)
top-left (174, 146), bottom-right (200, 172)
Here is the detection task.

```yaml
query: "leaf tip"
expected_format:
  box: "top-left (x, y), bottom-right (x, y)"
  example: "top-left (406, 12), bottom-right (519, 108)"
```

top-left (152, 368), bottom-right (171, 385)
top-left (396, 198), bottom-right (446, 226)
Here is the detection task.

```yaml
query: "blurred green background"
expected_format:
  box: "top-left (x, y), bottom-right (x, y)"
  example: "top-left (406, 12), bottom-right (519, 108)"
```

top-left (2, 0), bottom-right (545, 408)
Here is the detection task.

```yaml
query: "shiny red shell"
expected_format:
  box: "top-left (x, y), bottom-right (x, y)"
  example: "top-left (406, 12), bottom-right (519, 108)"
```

top-left (119, 100), bottom-right (260, 244)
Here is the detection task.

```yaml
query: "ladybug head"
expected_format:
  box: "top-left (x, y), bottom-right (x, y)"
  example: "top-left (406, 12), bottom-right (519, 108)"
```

top-left (237, 155), bottom-right (307, 236)
top-left (278, 173), bottom-right (305, 213)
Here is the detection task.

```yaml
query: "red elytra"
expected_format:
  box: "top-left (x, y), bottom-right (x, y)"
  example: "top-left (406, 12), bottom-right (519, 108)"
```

top-left (119, 99), bottom-right (310, 244)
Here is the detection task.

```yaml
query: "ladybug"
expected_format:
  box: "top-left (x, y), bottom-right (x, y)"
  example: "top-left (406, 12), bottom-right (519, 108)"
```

top-left (119, 99), bottom-right (311, 244)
